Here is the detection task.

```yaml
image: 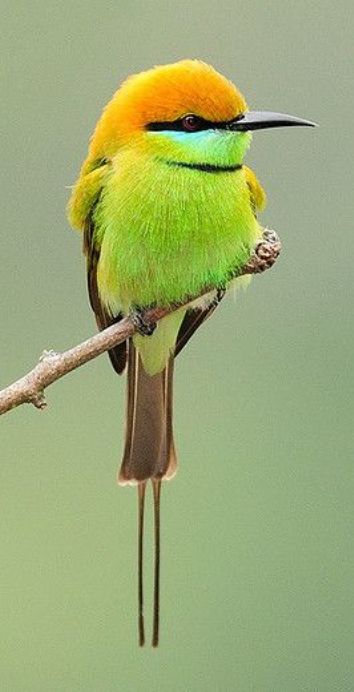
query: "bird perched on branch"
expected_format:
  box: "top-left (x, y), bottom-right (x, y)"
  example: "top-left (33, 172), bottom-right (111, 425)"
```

top-left (68, 59), bottom-right (315, 646)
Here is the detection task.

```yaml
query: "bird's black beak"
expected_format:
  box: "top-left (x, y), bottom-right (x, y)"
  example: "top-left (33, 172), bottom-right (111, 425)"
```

top-left (229, 111), bottom-right (317, 132)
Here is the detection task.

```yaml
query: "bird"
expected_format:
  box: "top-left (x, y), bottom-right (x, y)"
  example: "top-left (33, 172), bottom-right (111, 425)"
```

top-left (68, 59), bottom-right (315, 647)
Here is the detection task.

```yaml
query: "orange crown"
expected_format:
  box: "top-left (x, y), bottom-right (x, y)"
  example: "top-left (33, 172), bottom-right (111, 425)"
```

top-left (89, 60), bottom-right (247, 159)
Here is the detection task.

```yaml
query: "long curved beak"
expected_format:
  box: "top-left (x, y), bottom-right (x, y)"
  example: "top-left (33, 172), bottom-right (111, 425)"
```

top-left (230, 111), bottom-right (317, 131)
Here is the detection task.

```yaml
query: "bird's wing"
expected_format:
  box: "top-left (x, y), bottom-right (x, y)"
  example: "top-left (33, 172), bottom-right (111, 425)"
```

top-left (84, 214), bottom-right (127, 374)
top-left (174, 300), bottom-right (221, 357)
top-left (70, 159), bottom-right (127, 374)
top-left (175, 166), bottom-right (266, 358)
top-left (243, 165), bottom-right (267, 214)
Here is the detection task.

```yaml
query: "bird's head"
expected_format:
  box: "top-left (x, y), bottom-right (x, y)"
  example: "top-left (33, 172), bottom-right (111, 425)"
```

top-left (88, 60), bottom-right (315, 171)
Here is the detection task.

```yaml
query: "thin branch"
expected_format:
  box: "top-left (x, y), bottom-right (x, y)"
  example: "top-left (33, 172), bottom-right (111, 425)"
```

top-left (0, 230), bottom-right (281, 416)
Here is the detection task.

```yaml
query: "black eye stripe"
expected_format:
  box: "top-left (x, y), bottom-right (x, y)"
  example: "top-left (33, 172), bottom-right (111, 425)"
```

top-left (147, 118), bottom-right (209, 132)
top-left (146, 114), bottom-right (244, 132)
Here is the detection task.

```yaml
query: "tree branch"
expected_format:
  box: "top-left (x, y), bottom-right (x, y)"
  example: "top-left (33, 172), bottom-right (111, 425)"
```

top-left (0, 229), bottom-right (281, 416)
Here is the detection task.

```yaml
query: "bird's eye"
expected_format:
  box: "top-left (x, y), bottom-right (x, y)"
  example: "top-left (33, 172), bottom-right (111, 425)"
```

top-left (182, 115), bottom-right (202, 132)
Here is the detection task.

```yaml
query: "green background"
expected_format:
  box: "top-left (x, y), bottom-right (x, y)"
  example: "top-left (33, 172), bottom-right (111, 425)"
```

top-left (2, 1), bottom-right (353, 690)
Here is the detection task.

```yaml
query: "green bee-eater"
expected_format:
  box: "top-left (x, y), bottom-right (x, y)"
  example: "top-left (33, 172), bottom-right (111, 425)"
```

top-left (68, 59), bottom-right (315, 646)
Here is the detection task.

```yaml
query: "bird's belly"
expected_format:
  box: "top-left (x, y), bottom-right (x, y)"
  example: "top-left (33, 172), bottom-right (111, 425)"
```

top-left (95, 164), bottom-right (262, 314)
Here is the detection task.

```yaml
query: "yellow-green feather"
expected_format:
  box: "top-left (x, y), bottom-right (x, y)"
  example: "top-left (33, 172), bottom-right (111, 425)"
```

top-left (95, 151), bottom-right (261, 306)
top-left (69, 130), bottom-right (264, 375)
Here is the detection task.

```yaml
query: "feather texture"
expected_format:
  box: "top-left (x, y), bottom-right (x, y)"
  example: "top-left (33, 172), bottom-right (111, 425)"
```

top-left (67, 60), bottom-right (268, 647)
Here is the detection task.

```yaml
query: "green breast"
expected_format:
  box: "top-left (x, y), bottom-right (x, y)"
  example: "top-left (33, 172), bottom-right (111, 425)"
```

top-left (94, 150), bottom-right (261, 314)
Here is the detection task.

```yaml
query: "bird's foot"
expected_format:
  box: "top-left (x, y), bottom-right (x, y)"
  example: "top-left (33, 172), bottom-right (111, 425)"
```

top-left (130, 307), bottom-right (157, 336)
top-left (211, 287), bottom-right (226, 307)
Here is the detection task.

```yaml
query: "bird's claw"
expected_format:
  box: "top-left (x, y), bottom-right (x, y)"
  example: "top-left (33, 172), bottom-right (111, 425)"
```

top-left (131, 308), bottom-right (157, 336)
top-left (212, 287), bottom-right (226, 307)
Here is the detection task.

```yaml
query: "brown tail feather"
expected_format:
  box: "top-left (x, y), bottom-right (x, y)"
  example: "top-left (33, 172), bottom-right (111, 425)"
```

top-left (118, 340), bottom-right (176, 646)
top-left (137, 481), bottom-right (146, 646)
top-left (152, 478), bottom-right (161, 647)
top-left (118, 340), bottom-right (177, 485)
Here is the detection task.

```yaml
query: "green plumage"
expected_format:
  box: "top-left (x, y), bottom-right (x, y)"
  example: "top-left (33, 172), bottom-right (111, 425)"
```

top-left (68, 59), bottom-right (314, 647)
top-left (88, 135), bottom-right (261, 373)
top-left (95, 145), bottom-right (258, 307)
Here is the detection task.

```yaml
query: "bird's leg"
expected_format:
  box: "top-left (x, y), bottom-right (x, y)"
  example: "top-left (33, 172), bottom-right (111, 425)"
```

top-left (130, 306), bottom-right (157, 336)
top-left (211, 286), bottom-right (226, 307)
top-left (216, 287), bottom-right (226, 303)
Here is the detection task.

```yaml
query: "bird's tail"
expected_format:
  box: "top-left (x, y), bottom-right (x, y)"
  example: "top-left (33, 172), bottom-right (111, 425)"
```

top-left (118, 339), bottom-right (177, 646)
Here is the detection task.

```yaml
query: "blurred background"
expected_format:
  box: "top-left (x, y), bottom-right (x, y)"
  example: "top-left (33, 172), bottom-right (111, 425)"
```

top-left (2, 1), bottom-right (353, 690)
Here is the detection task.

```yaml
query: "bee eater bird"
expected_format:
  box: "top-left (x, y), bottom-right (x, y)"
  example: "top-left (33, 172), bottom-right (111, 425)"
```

top-left (68, 59), bottom-right (315, 647)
